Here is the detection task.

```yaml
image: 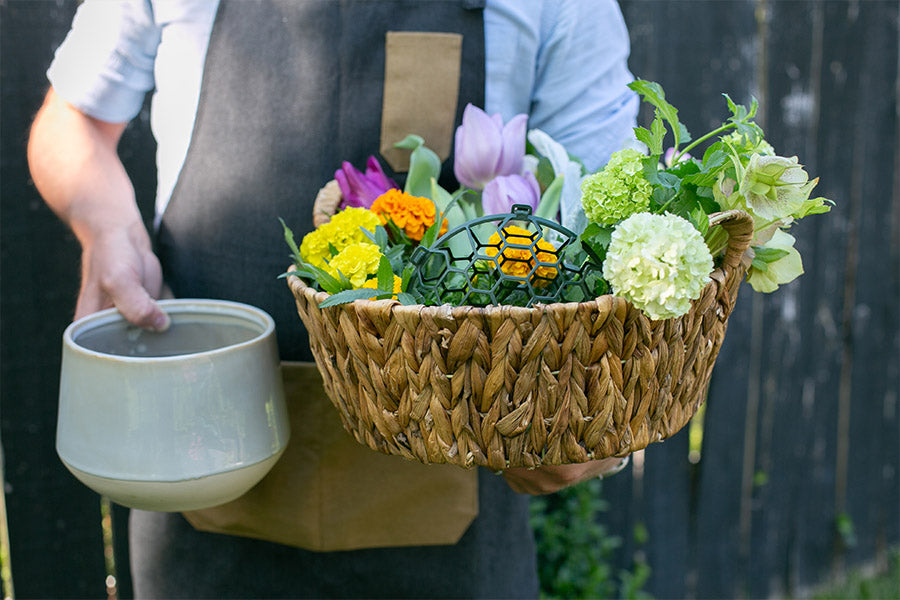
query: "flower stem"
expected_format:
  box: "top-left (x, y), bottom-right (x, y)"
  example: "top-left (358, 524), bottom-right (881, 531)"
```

top-left (675, 123), bottom-right (736, 163)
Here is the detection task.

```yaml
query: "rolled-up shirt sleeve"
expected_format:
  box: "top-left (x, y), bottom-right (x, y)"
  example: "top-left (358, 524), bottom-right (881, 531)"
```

top-left (47, 0), bottom-right (161, 123)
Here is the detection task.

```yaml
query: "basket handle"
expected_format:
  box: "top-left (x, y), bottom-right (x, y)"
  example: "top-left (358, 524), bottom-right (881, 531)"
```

top-left (708, 210), bottom-right (754, 270)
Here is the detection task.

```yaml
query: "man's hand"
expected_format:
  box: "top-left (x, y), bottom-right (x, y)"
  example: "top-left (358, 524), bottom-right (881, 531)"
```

top-left (76, 222), bottom-right (169, 329)
top-left (502, 456), bottom-right (628, 495)
top-left (28, 88), bottom-right (169, 330)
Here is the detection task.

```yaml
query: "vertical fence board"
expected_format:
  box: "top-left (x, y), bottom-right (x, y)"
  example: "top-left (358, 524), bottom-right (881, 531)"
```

top-left (827, 0), bottom-right (900, 574)
top-left (1, 1), bottom-right (154, 597)
top-left (0, 2), bottom-right (106, 597)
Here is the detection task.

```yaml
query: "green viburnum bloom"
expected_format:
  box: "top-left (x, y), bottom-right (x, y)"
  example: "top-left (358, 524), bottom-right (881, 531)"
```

top-left (603, 212), bottom-right (714, 320)
top-left (580, 148), bottom-right (652, 225)
top-left (738, 154), bottom-right (816, 221)
top-left (747, 229), bottom-right (803, 293)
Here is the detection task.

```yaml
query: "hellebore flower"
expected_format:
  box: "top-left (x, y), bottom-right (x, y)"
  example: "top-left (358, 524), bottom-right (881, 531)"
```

top-left (453, 104), bottom-right (527, 190)
top-left (335, 155), bottom-right (398, 209)
top-left (746, 230), bottom-right (804, 293)
top-left (482, 172), bottom-right (541, 215)
top-left (738, 154), bottom-right (814, 221)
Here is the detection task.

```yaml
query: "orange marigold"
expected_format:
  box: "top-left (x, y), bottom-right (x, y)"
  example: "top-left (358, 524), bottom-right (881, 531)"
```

top-left (485, 225), bottom-right (559, 286)
top-left (370, 189), bottom-right (447, 242)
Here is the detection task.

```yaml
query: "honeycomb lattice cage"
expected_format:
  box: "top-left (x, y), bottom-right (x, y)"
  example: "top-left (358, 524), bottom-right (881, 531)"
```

top-left (408, 204), bottom-right (604, 307)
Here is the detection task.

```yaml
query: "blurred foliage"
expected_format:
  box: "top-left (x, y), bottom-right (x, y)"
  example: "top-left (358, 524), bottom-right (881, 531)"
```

top-left (530, 478), bottom-right (651, 599)
top-left (812, 549), bottom-right (899, 600)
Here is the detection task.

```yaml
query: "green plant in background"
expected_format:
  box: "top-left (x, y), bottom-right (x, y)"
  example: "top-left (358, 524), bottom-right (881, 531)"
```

top-left (530, 478), bottom-right (651, 599)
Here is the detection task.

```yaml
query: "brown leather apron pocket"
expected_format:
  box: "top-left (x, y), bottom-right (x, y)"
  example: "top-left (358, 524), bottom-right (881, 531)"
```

top-left (379, 31), bottom-right (463, 171)
top-left (183, 362), bottom-right (478, 551)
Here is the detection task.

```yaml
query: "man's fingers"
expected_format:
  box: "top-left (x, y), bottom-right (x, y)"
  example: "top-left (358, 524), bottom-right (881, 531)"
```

top-left (112, 281), bottom-right (170, 331)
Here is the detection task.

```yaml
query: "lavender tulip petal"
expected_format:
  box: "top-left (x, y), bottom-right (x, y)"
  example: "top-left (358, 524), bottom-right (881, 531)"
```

top-left (453, 104), bottom-right (503, 189)
top-left (496, 113), bottom-right (527, 177)
top-left (482, 173), bottom-right (540, 215)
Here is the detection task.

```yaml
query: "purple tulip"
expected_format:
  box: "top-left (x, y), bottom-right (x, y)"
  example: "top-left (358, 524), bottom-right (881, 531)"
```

top-left (453, 104), bottom-right (527, 190)
top-left (482, 172), bottom-right (541, 215)
top-left (335, 155), bottom-right (398, 209)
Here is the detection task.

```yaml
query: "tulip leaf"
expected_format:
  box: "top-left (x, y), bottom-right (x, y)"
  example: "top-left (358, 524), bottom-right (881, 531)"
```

top-left (535, 175), bottom-right (564, 220)
top-left (396, 135), bottom-right (442, 198)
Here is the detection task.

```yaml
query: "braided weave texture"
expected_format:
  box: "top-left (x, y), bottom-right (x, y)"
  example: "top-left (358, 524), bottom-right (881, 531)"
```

top-left (289, 211), bottom-right (754, 468)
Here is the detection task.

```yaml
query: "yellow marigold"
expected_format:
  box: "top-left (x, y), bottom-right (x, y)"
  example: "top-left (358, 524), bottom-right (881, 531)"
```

top-left (324, 242), bottom-right (384, 289)
top-left (362, 275), bottom-right (403, 299)
top-left (370, 189), bottom-right (447, 242)
top-left (300, 207), bottom-right (380, 268)
top-left (485, 225), bottom-right (559, 286)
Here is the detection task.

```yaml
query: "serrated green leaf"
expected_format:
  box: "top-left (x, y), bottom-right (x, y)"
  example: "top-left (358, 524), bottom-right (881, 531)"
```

top-left (580, 224), bottom-right (613, 265)
top-left (319, 288), bottom-right (390, 308)
top-left (309, 264), bottom-right (344, 295)
top-left (279, 218), bottom-right (303, 265)
top-left (628, 80), bottom-right (691, 148)
top-left (377, 255), bottom-right (393, 292)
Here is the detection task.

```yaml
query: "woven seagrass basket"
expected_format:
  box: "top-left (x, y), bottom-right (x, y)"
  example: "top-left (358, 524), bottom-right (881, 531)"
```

top-left (288, 210), bottom-right (754, 469)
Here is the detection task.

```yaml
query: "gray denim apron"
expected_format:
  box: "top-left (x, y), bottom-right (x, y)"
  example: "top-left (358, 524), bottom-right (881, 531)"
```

top-left (136, 1), bottom-right (538, 597)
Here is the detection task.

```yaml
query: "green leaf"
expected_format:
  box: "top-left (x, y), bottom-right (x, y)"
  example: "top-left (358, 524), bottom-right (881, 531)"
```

top-left (279, 217), bottom-right (303, 265)
top-left (794, 196), bottom-right (834, 218)
top-left (580, 223), bottom-right (613, 265)
top-left (377, 255), bottom-right (393, 292)
top-left (306, 263), bottom-right (344, 294)
top-left (396, 135), bottom-right (442, 198)
top-left (396, 292), bottom-right (418, 305)
top-left (535, 174), bottom-right (564, 220)
top-left (753, 246), bottom-right (790, 263)
top-left (628, 79), bottom-right (691, 148)
top-left (318, 288), bottom-right (391, 308)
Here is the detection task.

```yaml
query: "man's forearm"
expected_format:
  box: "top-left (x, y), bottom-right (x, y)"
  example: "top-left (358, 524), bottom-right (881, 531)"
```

top-left (28, 88), bottom-right (169, 330)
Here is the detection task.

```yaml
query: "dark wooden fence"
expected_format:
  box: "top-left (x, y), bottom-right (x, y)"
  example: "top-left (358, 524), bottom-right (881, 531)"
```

top-left (2, 1), bottom-right (897, 598)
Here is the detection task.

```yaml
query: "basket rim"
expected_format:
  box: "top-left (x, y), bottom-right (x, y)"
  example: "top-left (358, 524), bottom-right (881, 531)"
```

top-left (287, 209), bottom-right (754, 319)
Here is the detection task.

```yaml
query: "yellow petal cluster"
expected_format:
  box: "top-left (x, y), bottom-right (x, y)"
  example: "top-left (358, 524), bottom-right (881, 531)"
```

top-left (300, 207), bottom-right (381, 268)
top-left (362, 275), bottom-right (403, 299)
top-left (485, 226), bottom-right (559, 286)
top-left (323, 242), bottom-right (384, 289)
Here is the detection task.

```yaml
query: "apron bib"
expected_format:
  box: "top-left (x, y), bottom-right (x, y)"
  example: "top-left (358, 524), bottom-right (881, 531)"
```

top-left (158, 0), bottom-right (486, 551)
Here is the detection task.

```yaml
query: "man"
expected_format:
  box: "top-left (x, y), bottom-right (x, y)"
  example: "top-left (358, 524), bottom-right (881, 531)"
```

top-left (29, 1), bottom-right (637, 596)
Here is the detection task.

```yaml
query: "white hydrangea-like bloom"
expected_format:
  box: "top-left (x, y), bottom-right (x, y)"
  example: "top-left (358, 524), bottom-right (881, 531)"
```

top-left (603, 213), bottom-right (714, 320)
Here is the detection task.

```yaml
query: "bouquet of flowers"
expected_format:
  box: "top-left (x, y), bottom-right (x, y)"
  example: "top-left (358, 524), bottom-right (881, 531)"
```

top-left (282, 80), bottom-right (831, 468)
top-left (285, 80), bottom-right (830, 320)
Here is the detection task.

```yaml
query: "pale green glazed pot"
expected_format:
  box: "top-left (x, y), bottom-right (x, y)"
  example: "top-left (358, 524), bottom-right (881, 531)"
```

top-left (56, 299), bottom-right (290, 511)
